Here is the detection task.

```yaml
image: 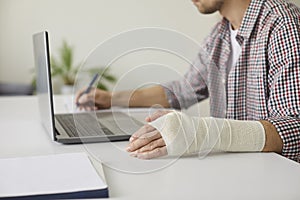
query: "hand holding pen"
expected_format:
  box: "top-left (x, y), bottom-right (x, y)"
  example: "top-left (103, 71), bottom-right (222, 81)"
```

top-left (75, 73), bottom-right (113, 110)
top-left (75, 73), bottom-right (99, 108)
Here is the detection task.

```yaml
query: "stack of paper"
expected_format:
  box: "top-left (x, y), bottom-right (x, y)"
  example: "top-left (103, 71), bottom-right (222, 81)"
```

top-left (0, 153), bottom-right (108, 199)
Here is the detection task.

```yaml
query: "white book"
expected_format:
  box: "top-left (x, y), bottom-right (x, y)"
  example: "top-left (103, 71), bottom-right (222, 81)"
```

top-left (0, 153), bottom-right (108, 199)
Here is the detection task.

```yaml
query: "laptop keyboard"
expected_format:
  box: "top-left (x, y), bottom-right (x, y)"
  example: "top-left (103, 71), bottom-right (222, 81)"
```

top-left (56, 113), bottom-right (114, 137)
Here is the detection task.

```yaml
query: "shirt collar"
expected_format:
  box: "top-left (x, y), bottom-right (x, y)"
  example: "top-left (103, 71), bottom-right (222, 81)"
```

top-left (238, 0), bottom-right (265, 39)
top-left (218, 0), bottom-right (265, 41)
top-left (219, 18), bottom-right (230, 40)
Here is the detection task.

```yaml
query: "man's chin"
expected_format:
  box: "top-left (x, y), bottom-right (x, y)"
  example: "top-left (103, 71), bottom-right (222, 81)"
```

top-left (196, 6), bottom-right (219, 14)
top-left (192, 0), bottom-right (223, 14)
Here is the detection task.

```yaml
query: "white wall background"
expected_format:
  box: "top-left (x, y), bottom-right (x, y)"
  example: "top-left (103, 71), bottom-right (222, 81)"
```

top-left (0, 0), bottom-right (299, 94)
top-left (0, 0), bottom-right (219, 90)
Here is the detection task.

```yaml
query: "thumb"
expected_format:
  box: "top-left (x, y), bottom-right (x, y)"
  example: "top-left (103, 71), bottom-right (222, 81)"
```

top-left (145, 110), bottom-right (173, 122)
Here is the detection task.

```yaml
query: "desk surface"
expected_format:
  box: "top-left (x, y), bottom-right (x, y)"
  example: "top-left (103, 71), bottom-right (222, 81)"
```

top-left (0, 96), bottom-right (300, 200)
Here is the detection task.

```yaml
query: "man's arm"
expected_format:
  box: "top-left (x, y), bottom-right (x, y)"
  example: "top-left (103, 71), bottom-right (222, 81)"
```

top-left (264, 16), bottom-right (300, 162)
top-left (260, 120), bottom-right (283, 154)
top-left (127, 112), bottom-right (278, 159)
top-left (75, 85), bottom-right (170, 110)
top-left (112, 85), bottom-right (170, 108)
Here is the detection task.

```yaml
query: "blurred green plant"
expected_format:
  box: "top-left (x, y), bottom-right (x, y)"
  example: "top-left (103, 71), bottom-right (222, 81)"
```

top-left (51, 41), bottom-right (79, 85)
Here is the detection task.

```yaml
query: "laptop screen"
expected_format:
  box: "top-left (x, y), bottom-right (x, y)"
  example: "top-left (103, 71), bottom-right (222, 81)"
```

top-left (33, 31), bottom-right (56, 141)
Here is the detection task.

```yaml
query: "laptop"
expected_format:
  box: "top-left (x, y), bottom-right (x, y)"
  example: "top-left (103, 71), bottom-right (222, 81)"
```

top-left (33, 31), bottom-right (144, 144)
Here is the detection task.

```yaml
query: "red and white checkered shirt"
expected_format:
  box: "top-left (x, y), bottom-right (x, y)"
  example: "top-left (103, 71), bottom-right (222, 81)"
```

top-left (164, 0), bottom-right (300, 162)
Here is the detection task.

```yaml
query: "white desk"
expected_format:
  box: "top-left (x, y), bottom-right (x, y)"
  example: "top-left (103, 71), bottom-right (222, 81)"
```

top-left (0, 96), bottom-right (300, 200)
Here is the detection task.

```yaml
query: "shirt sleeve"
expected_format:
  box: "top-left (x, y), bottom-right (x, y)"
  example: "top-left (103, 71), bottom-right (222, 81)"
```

top-left (162, 21), bottom-right (224, 109)
top-left (265, 18), bottom-right (300, 163)
top-left (163, 55), bottom-right (209, 109)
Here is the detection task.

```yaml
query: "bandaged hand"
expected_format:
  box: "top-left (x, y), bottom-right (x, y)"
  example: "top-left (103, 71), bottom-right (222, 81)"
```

top-left (126, 110), bottom-right (171, 159)
top-left (127, 110), bottom-right (266, 159)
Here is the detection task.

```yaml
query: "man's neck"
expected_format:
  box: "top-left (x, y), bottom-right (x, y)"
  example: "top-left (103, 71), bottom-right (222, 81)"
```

top-left (219, 0), bottom-right (251, 30)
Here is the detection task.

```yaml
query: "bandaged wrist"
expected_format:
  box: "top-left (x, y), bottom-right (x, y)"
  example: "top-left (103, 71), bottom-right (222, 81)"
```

top-left (149, 111), bottom-right (266, 156)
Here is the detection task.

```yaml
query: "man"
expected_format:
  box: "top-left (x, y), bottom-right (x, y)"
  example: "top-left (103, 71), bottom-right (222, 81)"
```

top-left (76, 0), bottom-right (300, 162)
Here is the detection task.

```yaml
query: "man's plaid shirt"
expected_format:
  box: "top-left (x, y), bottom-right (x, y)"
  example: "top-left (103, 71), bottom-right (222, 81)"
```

top-left (164, 0), bottom-right (300, 162)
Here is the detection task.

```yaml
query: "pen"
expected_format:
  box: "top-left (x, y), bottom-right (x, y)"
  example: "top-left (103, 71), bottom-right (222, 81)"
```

top-left (76, 73), bottom-right (99, 106)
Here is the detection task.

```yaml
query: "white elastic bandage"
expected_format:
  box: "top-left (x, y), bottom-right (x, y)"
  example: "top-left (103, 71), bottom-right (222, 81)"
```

top-left (149, 111), bottom-right (266, 156)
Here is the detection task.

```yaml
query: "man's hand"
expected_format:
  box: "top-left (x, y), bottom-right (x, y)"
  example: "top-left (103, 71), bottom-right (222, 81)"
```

top-left (126, 110), bottom-right (171, 159)
top-left (75, 87), bottom-right (112, 111)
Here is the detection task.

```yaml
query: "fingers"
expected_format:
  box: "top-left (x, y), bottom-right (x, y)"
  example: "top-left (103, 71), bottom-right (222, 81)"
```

top-left (145, 110), bottom-right (173, 122)
top-left (130, 146), bottom-right (168, 160)
top-left (136, 137), bottom-right (166, 153)
top-left (75, 87), bottom-right (98, 111)
top-left (75, 88), bottom-right (112, 111)
top-left (75, 88), bottom-right (90, 104)
top-left (126, 123), bottom-right (168, 159)
top-left (129, 124), bottom-right (156, 142)
top-left (127, 129), bottom-right (162, 152)
top-left (74, 88), bottom-right (84, 103)
top-left (77, 93), bottom-right (89, 105)
top-left (77, 94), bottom-right (96, 111)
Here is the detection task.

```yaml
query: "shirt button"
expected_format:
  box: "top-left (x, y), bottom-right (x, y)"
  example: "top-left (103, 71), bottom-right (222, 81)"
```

top-left (222, 78), bottom-right (226, 84)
